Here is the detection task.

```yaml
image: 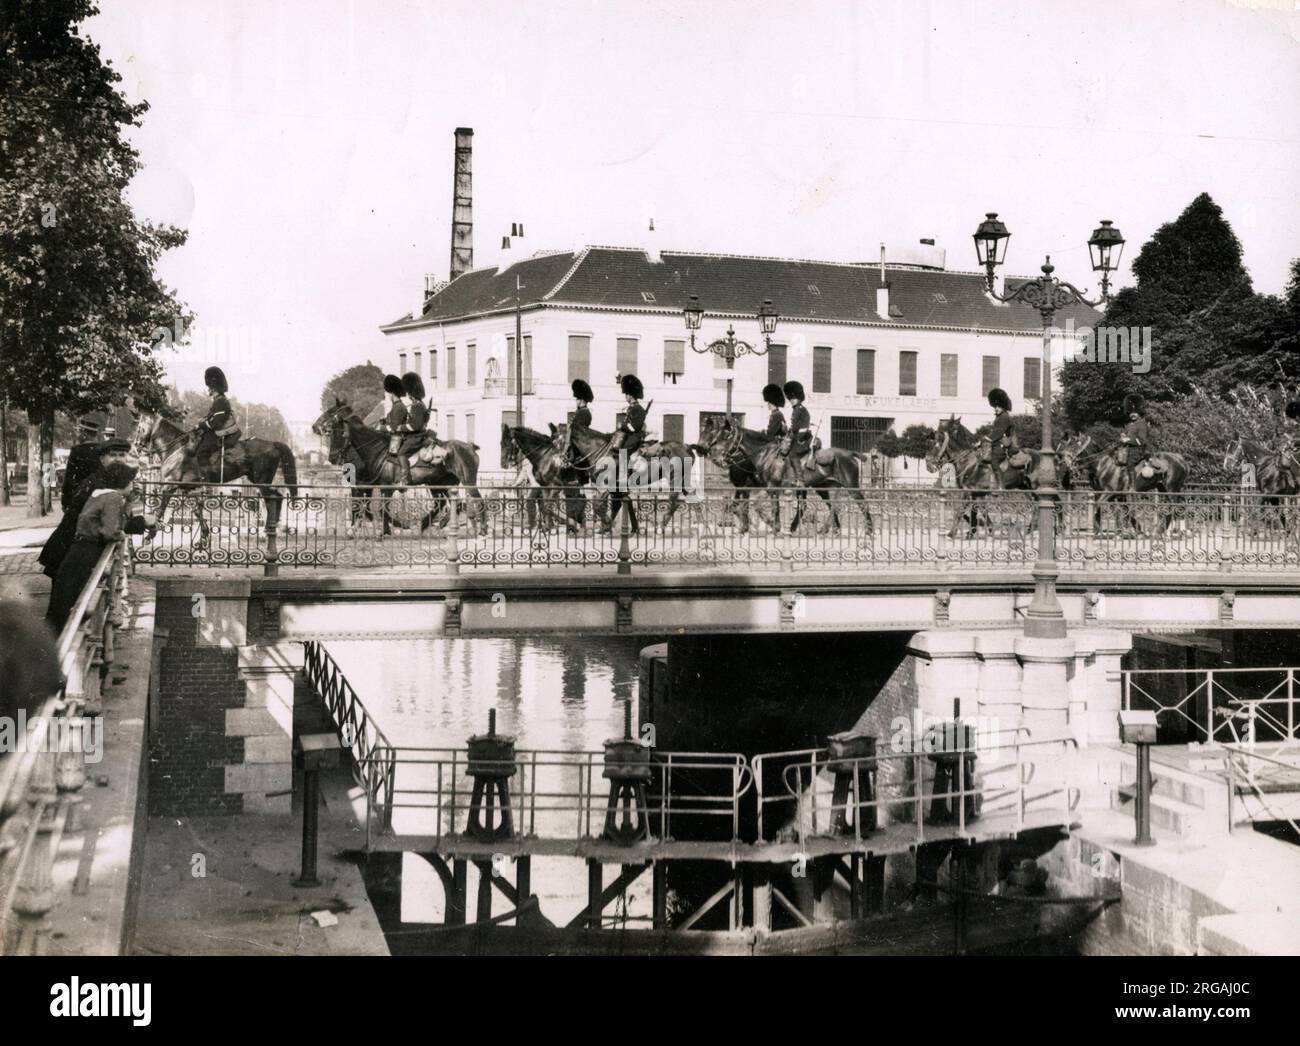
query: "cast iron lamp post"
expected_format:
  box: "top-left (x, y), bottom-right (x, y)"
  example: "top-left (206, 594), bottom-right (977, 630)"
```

top-left (683, 296), bottom-right (780, 418)
top-left (973, 214), bottom-right (1125, 638)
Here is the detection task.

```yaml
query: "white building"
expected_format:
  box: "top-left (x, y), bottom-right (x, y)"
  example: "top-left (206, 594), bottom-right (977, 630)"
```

top-left (379, 244), bottom-right (1098, 474)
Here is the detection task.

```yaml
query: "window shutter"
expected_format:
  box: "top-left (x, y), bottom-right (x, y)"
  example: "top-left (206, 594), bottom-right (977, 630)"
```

top-left (813, 347), bottom-right (832, 394)
top-left (856, 349), bottom-right (875, 395)
top-left (899, 351), bottom-right (918, 397)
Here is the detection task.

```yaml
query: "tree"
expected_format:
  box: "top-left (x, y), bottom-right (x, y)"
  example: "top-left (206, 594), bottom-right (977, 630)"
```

top-left (897, 423), bottom-right (935, 460)
top-left (1061, 193), bottom-right (1267, 429)
top-left (1, 1), bottom-right (189, 514)
top-left (167, 387), bottom-right (293, 448)
top-left (321, 361), bottom-right (384, 421)
top-left (874, 429), bottom-right (901, 458)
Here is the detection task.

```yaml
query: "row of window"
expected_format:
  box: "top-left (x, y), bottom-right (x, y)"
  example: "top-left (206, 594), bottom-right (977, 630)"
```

top-left (400, 337), bottom-right (1044, 402)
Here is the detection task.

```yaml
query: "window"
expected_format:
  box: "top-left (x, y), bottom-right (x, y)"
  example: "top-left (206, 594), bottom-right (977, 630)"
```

top-left (398, 352), bottom-right (407, 374)
top-left (856, 349), bottom-right (875, 395)
top-left (617, 337), bottom-right (638, 377)
top-left (663, 339), bottom-right (685, 379)
top-left (813, 347), bottom-right (832, 394)
top-left (501, 410), bottom-right (519, 429)
top-left (446, 346), bottom-right (456, 389)
top-left (831, 416), bottom-right (892, 452)
top-left (940, 354), bottom-right (959, 397)
top-left (662, 413), bottom-right (684, 444)
top-left (506, 335), bottom-right (533, 394)
top-left (429, 349), bottom-right (438, 385)
top-left (899, 351), bottom-right (918, 397)
top-left (413, 350), bottom-right (422, 377)
top-left (700, 410), bottom-right (744, 433)
top-left (465, 413), bottom-right (475, 445)
top-left (568, 335), bottom-right (591, 383)
top-left (982, 356), bottom-right (1000, 396)
top-left (1023, 357), bottom-right (1042, 400)
top-left (466, 342), bottom-right (476, 386)
top-left (445, 413), bottom-right (455, 440)
top-left (641, 291), bottom-right (656, 304)
top-left (767, 344), bottom-right (787, 387)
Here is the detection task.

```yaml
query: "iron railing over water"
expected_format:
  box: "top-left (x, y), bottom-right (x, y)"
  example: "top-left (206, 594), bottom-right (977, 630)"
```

top-left (0, 537), bottom-right (127, 955)
top-left (129, 481), bottom-right (1300, 575)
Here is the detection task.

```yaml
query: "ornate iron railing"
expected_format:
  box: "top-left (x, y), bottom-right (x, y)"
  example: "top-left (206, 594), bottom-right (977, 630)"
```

top-left (0, 537), bottom-right (126, 954)
top-left (129, 481), bottom-right (1300, 576)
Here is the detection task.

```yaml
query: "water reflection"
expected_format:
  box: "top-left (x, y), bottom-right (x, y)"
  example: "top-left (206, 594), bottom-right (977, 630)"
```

top-left (327, 636), bottom-right (653, 929)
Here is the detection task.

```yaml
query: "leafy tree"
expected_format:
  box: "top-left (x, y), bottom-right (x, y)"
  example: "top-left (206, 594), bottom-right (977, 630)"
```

top-left (874, 429), bottom-right (901, 458)
top-left (1, 1), bottom-right (189, 514)
top-left (321, 361), bottom-right (384, 420)
top-left (167, 388), bottom-right (293, 447)
top-left (1061, 193), bottom-right (1270, 429)
top-left (897, 423), bottom-right (935, 460)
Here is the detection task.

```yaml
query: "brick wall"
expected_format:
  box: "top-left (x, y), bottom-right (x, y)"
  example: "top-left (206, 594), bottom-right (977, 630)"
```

top-left (149, 590), bottom-right (246, 816)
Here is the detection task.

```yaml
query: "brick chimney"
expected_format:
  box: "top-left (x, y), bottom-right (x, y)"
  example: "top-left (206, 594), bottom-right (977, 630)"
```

top-left (449, 127), bottom-right (474, 281)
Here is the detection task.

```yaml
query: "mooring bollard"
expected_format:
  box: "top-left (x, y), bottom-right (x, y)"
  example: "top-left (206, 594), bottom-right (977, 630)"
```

top-left (1117, 710), bottom-right (1158, 846)
top-left (294, 733), bottom-right (342, 887)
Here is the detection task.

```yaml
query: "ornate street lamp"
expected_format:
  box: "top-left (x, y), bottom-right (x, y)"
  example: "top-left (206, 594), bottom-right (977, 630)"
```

top-left (973, 212), bottom-right (1124, 639)
top-left (684, 296), bottom-right (780, 417)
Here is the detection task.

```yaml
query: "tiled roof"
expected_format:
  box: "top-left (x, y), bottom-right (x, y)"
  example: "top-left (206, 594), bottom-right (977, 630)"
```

top-left (383, 247), bottom-right (1101, 333)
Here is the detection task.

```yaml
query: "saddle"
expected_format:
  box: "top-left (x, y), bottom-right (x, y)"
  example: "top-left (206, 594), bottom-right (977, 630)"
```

top-left (1007, 448), bottom-right (1032, 470)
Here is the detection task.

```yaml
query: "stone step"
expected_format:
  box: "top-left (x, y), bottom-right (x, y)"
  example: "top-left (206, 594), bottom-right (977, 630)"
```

top-left (1110, 786), bottom-right (1214, 837)
top-left (1116, 772), bottom-right (1209, 810)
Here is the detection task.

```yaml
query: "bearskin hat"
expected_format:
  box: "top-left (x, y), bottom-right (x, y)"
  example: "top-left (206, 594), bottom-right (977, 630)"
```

top-left (620, 373), bottom-right (644, 399)
top-left (762, 383), bottom-right (786, 408)
top-left (783, 380), bottom-right (806, 402)
top-left (1286, 400), bottom-right (1300, 421)
top-left (402, 372), bottom-right (425, 400)
top-left (1123, 393), bottom-right (1144, 416)
top-left (204, 366), bottom-right (228, 394)
top-left (572, 378), bottom-right (594, 403)
top-left (383, 374), bottom-right (404, 396)
top-left (987, 387), bottom-right (1012, 412)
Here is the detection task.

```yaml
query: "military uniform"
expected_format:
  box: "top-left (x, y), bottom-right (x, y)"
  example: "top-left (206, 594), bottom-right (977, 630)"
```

top-left (783, 381), bottom-right (811, 477)
top-left (986, 388), bottom-right (1014, 471)
top-left (196, 367), bottom-right (240, 472)
top-left (399, 372), bottom-right (429, 454)
top-left (378, 374), bottom-right (411, 484)
top-left (1118, 395), bottom-right (1151, 483)
top-left (762, 383), bottom-right (787, 440)
top-left (609, 374), bottom-right (645, 534)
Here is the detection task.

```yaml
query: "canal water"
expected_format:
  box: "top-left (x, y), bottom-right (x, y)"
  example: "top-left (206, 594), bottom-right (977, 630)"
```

top-left (327, 636), bottom-right (658, 928)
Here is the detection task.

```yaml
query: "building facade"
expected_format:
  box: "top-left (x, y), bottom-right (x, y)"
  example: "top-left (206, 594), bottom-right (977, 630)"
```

top-left (379, 246), bottom-right (1099, 474)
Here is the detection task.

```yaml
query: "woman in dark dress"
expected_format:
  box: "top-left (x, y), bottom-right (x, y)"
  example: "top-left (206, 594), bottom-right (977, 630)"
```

top-left (46, 463), bottom-right (136, 633)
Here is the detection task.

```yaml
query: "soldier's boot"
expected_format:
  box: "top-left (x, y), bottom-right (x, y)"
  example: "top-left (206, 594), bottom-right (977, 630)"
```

top-left (395, 451), bottom-right (412, 487)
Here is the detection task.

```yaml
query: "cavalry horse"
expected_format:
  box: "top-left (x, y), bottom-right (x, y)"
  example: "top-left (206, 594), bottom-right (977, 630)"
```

top-left (696, 416), bottom-right (872, 535)
top-left (1056, 433), bottom-right (1189, 535)
top-left (500, 424), bottom-right (587, 534)
top-left (925, 416), bottom-right (1052, 539)
top-left (311, 399), bottom-right (486, 535)
top-left (1224, 436), bottom-right (1299, 532)
top-left (132, 410), bottom-right (298, 548)
top-left (564, 423), bottom-right (699, 533)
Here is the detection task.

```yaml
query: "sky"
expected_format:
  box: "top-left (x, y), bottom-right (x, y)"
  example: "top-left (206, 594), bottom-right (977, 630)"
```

top-left (86, 0), bottom-right (1300, 430)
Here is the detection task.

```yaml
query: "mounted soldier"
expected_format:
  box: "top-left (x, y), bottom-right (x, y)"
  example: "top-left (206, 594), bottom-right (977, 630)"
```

top-left (1117, 393), bottom-right (1152, 485)
top-left (762, 383), bottom-right (787, 440)
top-left (571, 378), bottom-right (594, 432)
top-left (377, 373), bottom-right (411, 485)
top-left (783, 380), bottom-right (811, 478)
top-left (196, 366), bottom-right (241, 476)
top-left (985, 387), bottom-right (1015, 473)
top-left (400, 371), bottom-right (430, 462)
top-left (608, 373), bottom-right (646, 535)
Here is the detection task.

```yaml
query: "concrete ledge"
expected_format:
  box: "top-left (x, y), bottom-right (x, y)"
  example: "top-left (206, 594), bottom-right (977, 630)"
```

top-left (1198, 913), bottom-right (1300, 956)
top-left (236, 643), bottom-right (305, 677)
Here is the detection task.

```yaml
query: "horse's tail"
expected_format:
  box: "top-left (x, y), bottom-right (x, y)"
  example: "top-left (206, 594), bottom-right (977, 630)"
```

top-left (277, 442), bottom-right (298, 497)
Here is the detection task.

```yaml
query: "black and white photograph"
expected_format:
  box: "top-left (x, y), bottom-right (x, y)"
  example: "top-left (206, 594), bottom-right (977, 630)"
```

top-left (1, 0), bottom-right (1298, 1014)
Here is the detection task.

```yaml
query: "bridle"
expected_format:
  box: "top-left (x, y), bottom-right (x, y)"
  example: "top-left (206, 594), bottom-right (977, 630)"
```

top-left (701, 419), bottom-right (746, 468)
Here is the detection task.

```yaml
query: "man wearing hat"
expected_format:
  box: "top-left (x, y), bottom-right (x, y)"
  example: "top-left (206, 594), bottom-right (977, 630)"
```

top-left (571, 378), bottom-right (594, 432)
top-left (196, 366), bottom-right (241, 476)
top-left (987, 388), bottom-right (1015, 474)
top-left (399, 371), bottom-right (430, 462)
top-left (62, 416), bottom-right (107, 510)
top-left (1118, 393), bottom-right (1151, 485)
top-left (763, 383), bottom-right (787, 440)
top-left (39, 436), bottom-right (150, 581)
top-left (377, 373), bottom-right (411, 484)
top-left (783, 380), bottom-right (811, 477)
top-left (608, 373), bottom-right (646, 534)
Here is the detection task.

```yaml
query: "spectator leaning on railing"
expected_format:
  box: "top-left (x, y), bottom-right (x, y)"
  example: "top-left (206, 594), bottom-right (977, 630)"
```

top-left (45, 463), bottom-right (139, 632)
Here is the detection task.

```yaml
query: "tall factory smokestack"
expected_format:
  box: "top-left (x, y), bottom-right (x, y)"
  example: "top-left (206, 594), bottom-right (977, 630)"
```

top-left (449, 128), bottom-right (474, 281)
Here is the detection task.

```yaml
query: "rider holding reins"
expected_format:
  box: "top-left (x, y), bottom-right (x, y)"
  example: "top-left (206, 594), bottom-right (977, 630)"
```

top-left (196, 366), bottom-right (241, 474)
top-left (377, 373), bottom-right (411, 485)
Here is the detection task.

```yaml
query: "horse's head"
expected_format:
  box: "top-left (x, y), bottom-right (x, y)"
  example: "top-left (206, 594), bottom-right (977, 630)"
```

top-left (311, 397), bottom-right (350, 437)
top-left (1056, 433), bottom-right (1090, 485)
top-left (696, 415), bottom-right (736, 465)
top-left (131, 412), bottom-right (157, 457)
top-left (925, 416), bottom-right (959, 473)
top-left (500, 424), bottom-right (520, 469)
